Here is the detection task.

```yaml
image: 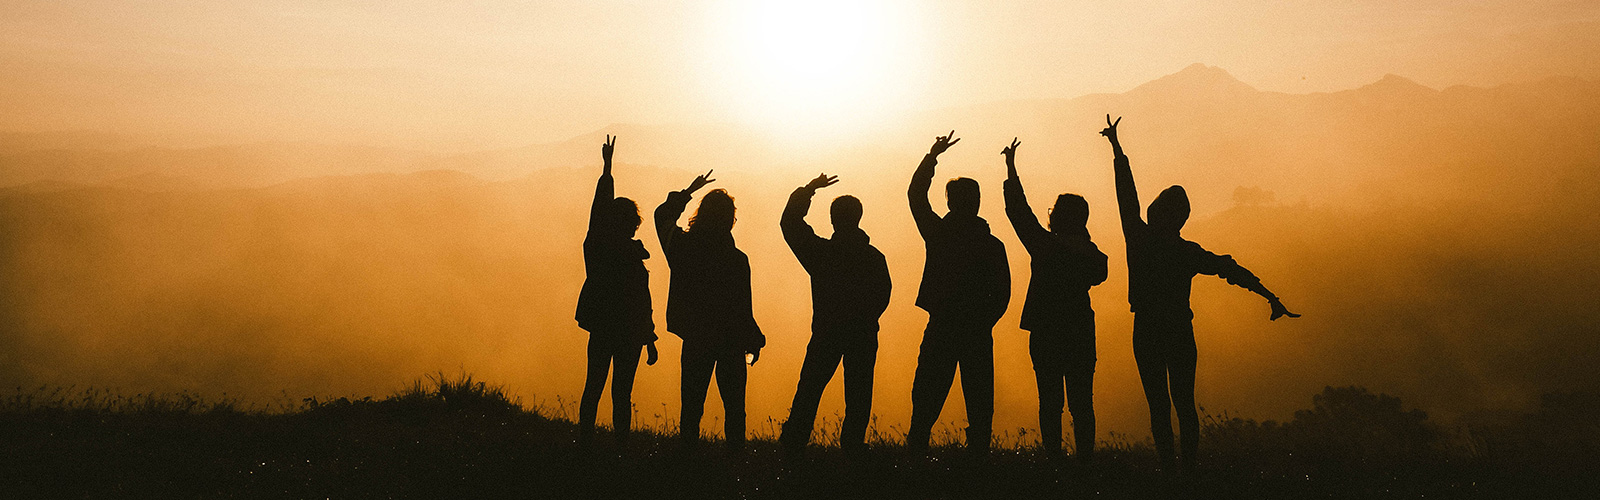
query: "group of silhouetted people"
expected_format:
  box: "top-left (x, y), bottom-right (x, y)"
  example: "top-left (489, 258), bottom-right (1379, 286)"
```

top-left (575, 116), bottom-right (1298, 471)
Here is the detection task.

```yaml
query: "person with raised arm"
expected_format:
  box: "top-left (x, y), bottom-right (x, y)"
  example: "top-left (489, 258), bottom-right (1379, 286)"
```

top-left (777, 173), bottom-right (893, 457)
top-left (1100, 115), bottom-right (1300, 472)
top-left (1000, 138), bottom-right (1108, 462)
top-left (575, 135), bottom-right (659, 446)
top-left (655, 170), bottom-right (765, 451)
top-left (905, 131), bottom-right (1011, 455)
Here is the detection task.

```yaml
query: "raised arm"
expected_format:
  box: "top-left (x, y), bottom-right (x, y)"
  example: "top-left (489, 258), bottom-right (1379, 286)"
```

top-left (1102, 115), bottom-right (1145, 236)
top-left (1191, 245), bottom-right (1301, 321)
top-left (654, 170), bottom-right (715, 255)
top-left (1000, 138), bottom-right (1048, 249)
top-left (587, 135), bottom-right (617, 235)
top-left (782, 174), bottom-right (836, 267)
top-left (910, 131), bottom-right (960, 236)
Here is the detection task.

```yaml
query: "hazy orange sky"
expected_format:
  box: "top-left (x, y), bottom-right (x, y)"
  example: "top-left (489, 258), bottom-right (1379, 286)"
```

top-left (3, 0), bottom-right (1597, 151)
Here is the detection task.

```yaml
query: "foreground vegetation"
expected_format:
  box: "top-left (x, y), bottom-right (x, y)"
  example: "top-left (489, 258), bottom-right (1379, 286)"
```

top-left (2, 375), bottom-right (1594, 498)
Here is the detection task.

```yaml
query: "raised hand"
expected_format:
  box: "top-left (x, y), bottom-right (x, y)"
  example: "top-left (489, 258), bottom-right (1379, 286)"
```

top-left (646, 341), bottom-right (659, 366)
top-left (803, 173), bottom-right (839, 191)
top-left (1099, 115), bottom-right (1122, 142)
top-left (601, 134), bottom-right (616, 167)
top-left (1269, 298), bottom-right (1301, 321)
top-left (685, 170), bottom-right (715, 194)
top-left (1000, 137), bottom-right (1020, 165)
top-left (929, 130), bottom-right (961, 156)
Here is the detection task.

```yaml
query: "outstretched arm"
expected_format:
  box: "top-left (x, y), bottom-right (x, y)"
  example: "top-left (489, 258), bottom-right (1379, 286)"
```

top-left (1102, 115), bottom-right (1145, 236)
top-left (782, 174), bottom-right (836, 266)
top-left (910, 131), bottom-right (960, 236)
top-left (1193, 247), bottom-right (1301, 321)
top-left (654, 170), bottom-right (715, 255)
top-left (1000, 138), bottom-right (1047, 249)
top-left (587, 135), bottom-right (617, 235)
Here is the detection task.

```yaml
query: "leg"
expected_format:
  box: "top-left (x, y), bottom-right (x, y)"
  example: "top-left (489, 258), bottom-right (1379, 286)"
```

top-left (680, 341), bottom-right (715, 444)
top-left (1133, 316), bottom-right (1176, 467)
top-left (578, 337), bottom-right (612, 441)
top-left (1169, 326), bottom-right (1200, 469)
top-left (959, 331), bottom-right (995, 454)
top-left (839, 338), bottom-right (879, 450)
top-left (715, 348), bottom-right (749, 449)
top-left (782, 339), bottom-right (842, 452)
top-left (1065, 365), bottom-right (1096, 461)
top-left (908, 320), bottom-right (959, 452)
top-left (1030, 333), bottom-right (1066, 456)
top-left (610, 342), bottom-right (644, 442)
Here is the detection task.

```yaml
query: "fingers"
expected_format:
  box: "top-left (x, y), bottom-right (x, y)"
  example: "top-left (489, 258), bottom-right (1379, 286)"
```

top-left (1113, 116), bottom-right (1122, 127)
top-left (1106, 114), bottom-right (1112, 126)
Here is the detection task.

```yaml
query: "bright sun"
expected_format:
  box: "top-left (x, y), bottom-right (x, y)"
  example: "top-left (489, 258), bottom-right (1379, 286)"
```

top-left (708, 0), bottom-right (918, 131)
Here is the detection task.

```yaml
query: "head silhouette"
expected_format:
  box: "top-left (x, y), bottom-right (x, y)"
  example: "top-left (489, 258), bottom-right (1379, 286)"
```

top-left (830, 195), bottom-right (862, 231)
top-left (945, 177), bottom-right (980, 216)
top-left (1147, 185), bottom-right (1190, 235)
top-left (604, 197), bottom-right (642, 237)
top-left (689, 188), bottom-right (736, 233)
top-left (1049, 193), bottom-right (1089, 233)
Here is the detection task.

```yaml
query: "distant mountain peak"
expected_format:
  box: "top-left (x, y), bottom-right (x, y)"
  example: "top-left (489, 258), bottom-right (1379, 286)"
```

top-left (1360, 73), bottom-right (1437, 94)
top-left (1128, 63), bottom-right (1257, 97)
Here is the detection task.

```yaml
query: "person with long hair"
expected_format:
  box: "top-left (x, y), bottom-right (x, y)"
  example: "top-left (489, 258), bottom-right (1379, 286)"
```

top-left (575, 135), bottom-right (659, 445)
top-left (1000, 138), bottom-right (1108, 462)
top-left (1100, 116), bottom-right (1300, 472)
top-left (655, 171), bottom-right (765, 450)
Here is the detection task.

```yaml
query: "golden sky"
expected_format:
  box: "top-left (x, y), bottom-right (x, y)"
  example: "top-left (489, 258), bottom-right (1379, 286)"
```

top-left (3, 0), bottom-right (1597, 150)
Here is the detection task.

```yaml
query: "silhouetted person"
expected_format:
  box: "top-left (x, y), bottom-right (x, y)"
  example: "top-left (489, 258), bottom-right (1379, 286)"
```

top-left (655, 171), bottom-right (765, 450)
top-left (778, 173), bottom-right (892, 456)
top-left (576, 135), bottom-right (659, 445)
top-left (1100, 116), bottom-right (1300, 471)
top-left (1000, 138), bottom-right (1108, 462)
top-left (905, 131), bottom-right (1010, 454)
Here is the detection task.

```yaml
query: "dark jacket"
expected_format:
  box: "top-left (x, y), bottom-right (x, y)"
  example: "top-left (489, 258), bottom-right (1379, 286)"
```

top-left (780, 187), bottom-right (892, 341)
top-left (1113, 154), bottom-right (1269, 320)
top-left (655, 190), bottom-right (765, 351)
top-left (1002, 178), bottom-right (1108, 332)
top-left (576, 172), bottom-right (656, 344)
top-left (908, 154), bottom-right (1010, 325)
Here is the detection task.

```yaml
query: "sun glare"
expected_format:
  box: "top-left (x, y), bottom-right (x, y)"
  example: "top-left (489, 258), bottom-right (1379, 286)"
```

top-left (707, 0), bottom-right (919, 133)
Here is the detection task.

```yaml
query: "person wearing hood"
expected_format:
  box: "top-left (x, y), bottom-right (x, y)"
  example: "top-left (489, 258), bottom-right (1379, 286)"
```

top-left (777, 173), bottom-right (893, 456)
top-left (576, 135), bottom-right (660, 445)
top-left (905, 131), bottom-right (1011, 454)
top-left (1100, 116), bottom-right (1300, 472)
top-left (999, 138), bottom-right (1108, 462)
top-left (655, 170), bottom-right (765, 450)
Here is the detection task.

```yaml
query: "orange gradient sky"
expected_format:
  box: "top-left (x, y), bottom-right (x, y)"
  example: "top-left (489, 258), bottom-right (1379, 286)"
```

top-left (3, 0), bottom-right (1597, 150)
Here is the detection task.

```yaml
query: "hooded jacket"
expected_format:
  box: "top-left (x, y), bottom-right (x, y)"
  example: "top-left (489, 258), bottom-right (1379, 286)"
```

top-left (780, 187), bottom-right (892, 341)
top-left (908, 154), bottom-right (1011, 326)
top-left (655, 190), bottom-right (765, 351)
top-left (1113, 154), bottom-right (1271, 320)
top-left (576, 171), bottom-right (657, 344)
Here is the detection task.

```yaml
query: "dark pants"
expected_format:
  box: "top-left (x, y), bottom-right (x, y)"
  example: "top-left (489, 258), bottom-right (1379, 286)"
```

top-left (1132, 314), bottom-right (1199, 467)
top-left (579, 335), bottom-right (644, 442)
top-left (1029, 329), bottom-right (1095, 459)
top-left (680, 340), bottom-right (748, 447)
top-left (781, 335), bottom-right (878, 451)
top-left (907, 315), bottom-right (995, 452)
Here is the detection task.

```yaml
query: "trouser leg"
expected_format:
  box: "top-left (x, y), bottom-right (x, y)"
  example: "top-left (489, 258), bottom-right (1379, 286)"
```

top-left (908, 323), bottom-right (958, 451)
top-left (680, 342), bottom-right (715, 443)
top-left (1169, 333), bottom-right (1200, 467)
top-left (1065, 365), bottom-right (1096, 460)
top-left (1030, 333), bottom-right (1065, 455)
top-left (840, 339), bottom-right (878, 449)
top-left (579, 337), bottom-right (612, 438)
top-left (782, 340), bottom-right (840, 450)
top-left (610, 342), bottom-right (643, 441)
top-left (1133, 319), bottom-right (1176, 466)
top-left (960, 332), bottom-right (995, 453)
top-left (715, 348), bottom-right (749, 448)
